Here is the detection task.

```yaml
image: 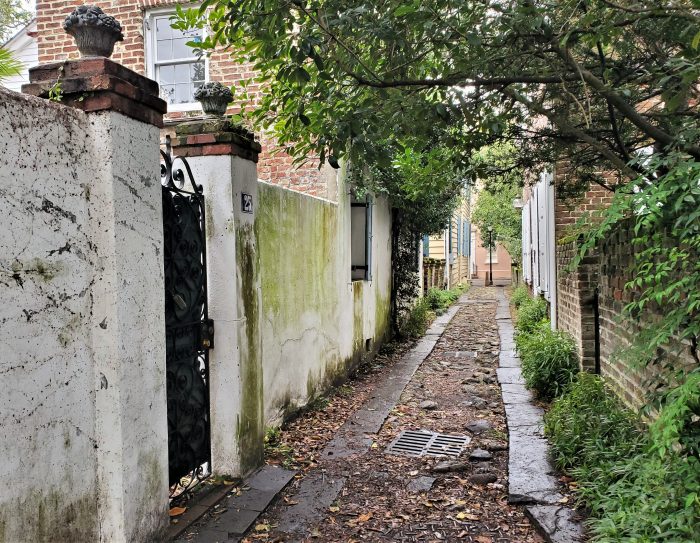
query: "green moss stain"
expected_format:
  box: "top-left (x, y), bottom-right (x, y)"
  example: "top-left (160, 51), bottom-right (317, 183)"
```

top-left (255, 184), bottom-right (338, 327)
top-left (353, 281), bottom-right (364, 358)
top-left (254, 181), bottom-right (399, 422)
top-left (375, 288), bottom-right (391, 345)
top-left (0, 491), bottom-right (97, 543)
top-left (236, 224), bottom-right (264, 473)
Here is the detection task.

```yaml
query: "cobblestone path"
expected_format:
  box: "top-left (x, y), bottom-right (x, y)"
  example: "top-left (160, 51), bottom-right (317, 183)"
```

top-left (181, 286), bottom-right (543, 542)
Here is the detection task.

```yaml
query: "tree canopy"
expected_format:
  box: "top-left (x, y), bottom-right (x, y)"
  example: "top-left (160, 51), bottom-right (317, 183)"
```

top-left (177, 0), bottom-right (699, 192)
top-left (0, 0), bottom-right (31, 43)
top-left (176, 0), bottom-right (700, 383)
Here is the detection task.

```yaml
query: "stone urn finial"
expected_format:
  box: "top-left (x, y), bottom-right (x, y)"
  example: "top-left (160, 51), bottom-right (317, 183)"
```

top-left (194, 82), bottom-right (234, 117)
top-left (63, 5), bottom-right (124, 58)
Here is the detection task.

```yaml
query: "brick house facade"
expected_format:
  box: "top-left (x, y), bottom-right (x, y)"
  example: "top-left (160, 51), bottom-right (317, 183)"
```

top-left (36, 0), bottom-right (334, 199)
top-left (523, 169), bottom-right (697, 407)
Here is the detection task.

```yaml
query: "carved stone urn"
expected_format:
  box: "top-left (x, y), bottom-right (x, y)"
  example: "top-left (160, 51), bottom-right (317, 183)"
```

top-left (194, 82), bottom-right (234, 117)
top-left (63, 5), bottom-right (124, 58)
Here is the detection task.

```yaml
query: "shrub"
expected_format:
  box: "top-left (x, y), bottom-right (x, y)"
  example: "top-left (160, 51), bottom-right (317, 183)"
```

top-left (545, 373), bottom-right (644, 471)
top-left (518, 323), bottom-right (578, 401)
top-left (399, 298), bottom-right (433, 338)
top-left (510, 285), bottom-right (530, 308)
top-left (425, 284), bottom-right (466, 315)
top-left (514, 295), bottom-right (548, 335)
top-left (545, 373), bottom-right (700, 542)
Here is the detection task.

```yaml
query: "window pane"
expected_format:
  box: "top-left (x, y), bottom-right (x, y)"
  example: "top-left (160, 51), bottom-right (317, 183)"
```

top-left (172, 37), bottom-right (195, 60)
top-left (174, 63), bottom-right (190, 84)
top-left (155, 17), bottom-right (172, 39)
top-left (160, 85), bottom-right (175, 104)
top-left (156, 39), bottom-right (171, 61)
top-left (158, 65), bottom-right (175, 85)
top-left (174, 83), bottom-right (191, 104)
top-left (191, 62), bottom-right (205, 83)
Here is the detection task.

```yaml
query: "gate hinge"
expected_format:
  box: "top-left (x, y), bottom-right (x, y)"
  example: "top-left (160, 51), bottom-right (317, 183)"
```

top-left (201, 319), bottom-right (215, 350)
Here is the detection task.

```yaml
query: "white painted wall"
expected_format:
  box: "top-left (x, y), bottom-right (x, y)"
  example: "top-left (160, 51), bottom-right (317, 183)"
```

top-left (521, 172), bottom-right (557, 327)
top-left (2, 20), bottom-right (38, 93)
top-left (185, 153), bottom-right (265, 477)
top-left (256, 167), bottom-right (393, 424)
top-left (0, 87), bottom-right (168, 542)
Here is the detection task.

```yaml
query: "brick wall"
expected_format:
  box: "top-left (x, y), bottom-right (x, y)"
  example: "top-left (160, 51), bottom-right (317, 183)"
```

top-left (556, 240), bottom-right (598, 372)
top-left (558, 219), bottom-right (697, 409)
top-left (597, 221), bottom-right (652, 408)
top-left (554, 176), bottom-right (614, 236)
top-left (36, 0), bottom-right (333, 199)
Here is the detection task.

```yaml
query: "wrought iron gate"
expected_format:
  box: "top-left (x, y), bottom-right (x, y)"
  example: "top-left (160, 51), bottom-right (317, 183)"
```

top-left (161, 136), bottom-right (214, 498)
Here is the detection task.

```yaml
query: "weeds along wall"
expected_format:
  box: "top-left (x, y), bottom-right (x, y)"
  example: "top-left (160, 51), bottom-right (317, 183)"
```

top-left (255, 170), bottom-right (392, 424)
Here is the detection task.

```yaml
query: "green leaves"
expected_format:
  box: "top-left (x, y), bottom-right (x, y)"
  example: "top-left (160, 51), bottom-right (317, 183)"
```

top-left (0, 47), bottom-right (22, 82)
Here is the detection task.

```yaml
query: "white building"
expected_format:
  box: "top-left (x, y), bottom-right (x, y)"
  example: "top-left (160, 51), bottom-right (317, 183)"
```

top-left (1, 19), bottom-right (38, 92)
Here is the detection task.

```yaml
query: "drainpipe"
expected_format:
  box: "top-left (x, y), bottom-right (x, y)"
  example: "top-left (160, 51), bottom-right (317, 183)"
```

top-left (593, 286), bottom-right (601, 374)
top-left (547, 172), bottom-right (557, 328)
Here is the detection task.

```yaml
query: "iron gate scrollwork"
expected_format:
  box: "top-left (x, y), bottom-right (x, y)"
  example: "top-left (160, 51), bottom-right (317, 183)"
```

top-left (161, 136), bottom-right (214, 498)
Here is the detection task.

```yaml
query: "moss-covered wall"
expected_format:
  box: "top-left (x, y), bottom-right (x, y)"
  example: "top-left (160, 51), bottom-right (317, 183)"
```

top-left (255, 171), bottom-right (393, 424)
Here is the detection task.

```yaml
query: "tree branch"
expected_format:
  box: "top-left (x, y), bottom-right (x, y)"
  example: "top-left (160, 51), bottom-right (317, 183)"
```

top-left (347, 72), bottom-right (582, 88)
top-left (502, 86), bottom-right (637, 182)
top-left (552, 43), bottom-right (700, 160)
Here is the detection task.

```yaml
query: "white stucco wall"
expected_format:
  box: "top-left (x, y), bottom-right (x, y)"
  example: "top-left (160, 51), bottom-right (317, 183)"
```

top-left (0, 87), bottom-right (168, 542)
top-left (256, 167), bottom-right (393, 424)
top-left (185, 154), bottom-right (264, 477)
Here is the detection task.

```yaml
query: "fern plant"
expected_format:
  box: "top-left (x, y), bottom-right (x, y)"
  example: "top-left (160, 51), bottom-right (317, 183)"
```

top-left (0, 47), bottom-right (21, 83)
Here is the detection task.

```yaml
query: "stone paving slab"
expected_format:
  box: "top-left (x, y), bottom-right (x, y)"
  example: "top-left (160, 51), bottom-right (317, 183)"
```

top-left (177, 465), bottom-right (296, 542)
top-left (494, 289), bottom-right (570, 514)
top-left (508, 431), bottom-right (564, 504)
top-left (526, 505), bottom-right (586, 542)
top-left (504, 402), bottom-right (545, 427)
top-left (501, 382), bottom-right (535, 404)
top-left (496, 367), bottom-right (526, 385)
top-left (499, 351), bottom-right (521, 368)
top-left (275, 473), bottom-right (346, 538)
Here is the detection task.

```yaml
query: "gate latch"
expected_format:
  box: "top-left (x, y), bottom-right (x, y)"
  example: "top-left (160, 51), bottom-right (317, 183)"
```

top-left (201, 319), bottom-right (215, 350)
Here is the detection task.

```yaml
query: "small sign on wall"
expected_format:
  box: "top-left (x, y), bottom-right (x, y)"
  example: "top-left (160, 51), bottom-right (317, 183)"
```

top-left (241, 193), bottom-right (253, 214)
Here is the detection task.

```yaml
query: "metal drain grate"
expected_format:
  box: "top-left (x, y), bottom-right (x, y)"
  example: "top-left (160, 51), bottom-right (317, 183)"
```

top-left (386, 430), bottom-right (470, 458)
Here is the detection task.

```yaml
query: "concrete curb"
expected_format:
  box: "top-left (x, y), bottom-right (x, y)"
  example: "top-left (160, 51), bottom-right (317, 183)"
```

top-left (495, 289), bottom-right (585, 542)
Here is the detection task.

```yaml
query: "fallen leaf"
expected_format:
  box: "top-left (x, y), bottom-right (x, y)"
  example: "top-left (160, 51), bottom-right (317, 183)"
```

top-left (169, 506), bottom-right (186, 517)
top-left (254, 524), bottom-right (270, 532)
top-left (358, 512), bottom-right (372, 523)
top-left (329, 505), bottom-right (340, 513)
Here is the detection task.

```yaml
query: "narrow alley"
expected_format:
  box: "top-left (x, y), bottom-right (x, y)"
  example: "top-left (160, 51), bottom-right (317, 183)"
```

top-left (177, 287), bottom-right (552, 542)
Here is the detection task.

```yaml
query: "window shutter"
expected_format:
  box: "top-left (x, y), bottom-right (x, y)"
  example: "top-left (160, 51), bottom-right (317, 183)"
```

top-left (456, 218), bottom-right (462, 256)
top-left (423, 235), bottom-right (430, 257)
top-left (366, 198), bottom-right (373, 281)
top-left (465, 221), bottom-right (471, 256)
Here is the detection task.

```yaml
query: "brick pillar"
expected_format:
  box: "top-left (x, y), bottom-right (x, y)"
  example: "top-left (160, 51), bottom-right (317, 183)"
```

top-left (170, 119), bottom-right (266, 477)
top-left (24, 58), bottom-right (169, 542)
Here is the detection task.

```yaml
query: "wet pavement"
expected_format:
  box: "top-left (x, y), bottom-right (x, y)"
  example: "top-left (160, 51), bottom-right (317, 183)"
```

top-left (176, 286), bottom-right (583, 542)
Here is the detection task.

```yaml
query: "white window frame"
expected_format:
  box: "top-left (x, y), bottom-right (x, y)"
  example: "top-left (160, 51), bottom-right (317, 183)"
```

top-left (350, 195), bottom-right (373, 282)
top-left (144, 6), bottom-right (208, 112)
